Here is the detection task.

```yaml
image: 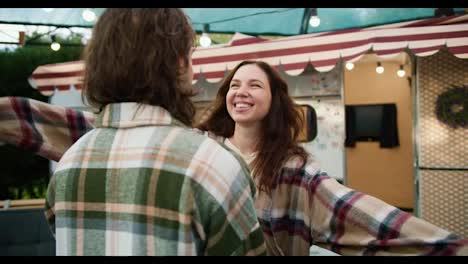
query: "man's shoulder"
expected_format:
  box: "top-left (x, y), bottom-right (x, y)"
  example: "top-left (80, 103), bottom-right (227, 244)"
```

top-left (180, 130), bottom-right (255, 197)
top-left (190, 128), bottom-right (224, 143)
top-left (177, 127), bottom-right (228, 154)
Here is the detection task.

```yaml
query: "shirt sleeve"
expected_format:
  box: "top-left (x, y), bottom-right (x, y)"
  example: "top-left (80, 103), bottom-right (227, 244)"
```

top-left (307, 171), bottom-right (468, 256)
top-left (0, 96), bottom-right (95, 161)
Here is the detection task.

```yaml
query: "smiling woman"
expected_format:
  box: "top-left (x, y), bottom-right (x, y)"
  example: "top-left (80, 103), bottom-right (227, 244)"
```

top-left (226, 63), bottom-right (273, 127)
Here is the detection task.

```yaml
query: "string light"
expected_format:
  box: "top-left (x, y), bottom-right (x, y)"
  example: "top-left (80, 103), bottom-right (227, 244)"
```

top-left (192, 8), bottom-right (298, 26)
top-left (50, 41), bottom-right (61, 51)
top-left (345, 62), bottom-right (354, 70)
top-left (200, 33), bottom-right (211, 47)
top-left (50, 35), bottom-right (60, 51)
top-left (376, 62), bottom-right (384, 74)
top-left (397, 64), bottom-right (406, 77)
top-left (199, 24), bottom-right (212, 47)
top-left (50, 42), bottom-right (60, 51)
top-left (82, 9), bottom-right (96, 22)
top-left (309, 8), bottom-right (320, 27)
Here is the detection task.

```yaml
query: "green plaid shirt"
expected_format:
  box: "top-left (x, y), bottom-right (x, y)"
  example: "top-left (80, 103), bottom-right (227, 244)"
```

top-left (44, 102), bottom-right (265, 256)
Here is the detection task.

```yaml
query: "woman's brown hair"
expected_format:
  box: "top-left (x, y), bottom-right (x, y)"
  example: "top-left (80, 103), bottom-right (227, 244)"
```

top-left (197, 61), bottom-right (309, 194)
top-left (82, 8), bottom-right (196, 126)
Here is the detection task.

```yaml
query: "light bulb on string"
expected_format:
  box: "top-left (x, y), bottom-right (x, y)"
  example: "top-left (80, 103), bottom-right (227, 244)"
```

top-left (376, 62), bottom-right (384, 74)
top-left (199, 24), bottom-right (212, 47)
top-left (309, 16), bottom-right (320, 27)
top-left (50, 35), bottom-right (60, 51)
top-left (199, 33), bottom-right (211, 47)
top-left (397, 65), bottom-right (406, 77)
top-left (345, 62), bottom-right (354, 70)
top-left (309, 8), bottom-right (320, 27)
top-left (82, 9), bottom-right (96, 22)
top-left (51, 42), bottom-right (61, 51)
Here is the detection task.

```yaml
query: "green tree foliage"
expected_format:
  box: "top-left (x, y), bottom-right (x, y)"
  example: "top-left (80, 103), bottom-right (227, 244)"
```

top-left (0, 34), bottom-right (84, 200)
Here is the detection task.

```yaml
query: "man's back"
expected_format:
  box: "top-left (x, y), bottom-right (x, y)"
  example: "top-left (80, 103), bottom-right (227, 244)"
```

top-left (46, 103), bottom-right (265, 256)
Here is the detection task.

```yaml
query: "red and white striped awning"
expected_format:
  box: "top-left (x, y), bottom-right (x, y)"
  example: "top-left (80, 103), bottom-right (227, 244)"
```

top-left (30, 14), bottom-right (468, 96)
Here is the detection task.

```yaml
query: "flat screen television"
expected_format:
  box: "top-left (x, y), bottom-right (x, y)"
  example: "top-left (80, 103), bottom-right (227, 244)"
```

top-left (345, 103), bottom-right (399, 148)
top-left (353, 105), bottom-right (384, 141)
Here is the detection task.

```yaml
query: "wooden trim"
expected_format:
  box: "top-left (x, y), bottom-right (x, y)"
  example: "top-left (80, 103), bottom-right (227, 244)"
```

top-left (1, 199), bottom-right (45, 210)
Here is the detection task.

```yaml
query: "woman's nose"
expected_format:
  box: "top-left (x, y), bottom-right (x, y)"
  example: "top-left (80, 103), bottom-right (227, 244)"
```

top-left (236, 85), bottom-right (249, 96)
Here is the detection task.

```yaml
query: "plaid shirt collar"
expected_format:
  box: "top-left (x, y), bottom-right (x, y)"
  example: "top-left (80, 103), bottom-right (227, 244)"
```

top-left (95, 103), bottom-right (187, 129)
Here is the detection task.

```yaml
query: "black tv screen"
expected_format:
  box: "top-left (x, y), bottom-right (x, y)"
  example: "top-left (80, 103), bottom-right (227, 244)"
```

top-left (354, 105), bottom-right (384, 140)
top-left (345, 103), bottom-right (399, 148)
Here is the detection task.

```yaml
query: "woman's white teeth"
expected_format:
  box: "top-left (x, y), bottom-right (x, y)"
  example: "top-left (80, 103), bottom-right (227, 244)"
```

top-left (236, 103), bottom-right (251, 108)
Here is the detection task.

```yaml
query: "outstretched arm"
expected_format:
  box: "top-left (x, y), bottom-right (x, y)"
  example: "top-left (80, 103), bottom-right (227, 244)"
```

top-left (0, 97), bottom-right (95, 161)
top-left (308, 171), bottom-right (468, 256)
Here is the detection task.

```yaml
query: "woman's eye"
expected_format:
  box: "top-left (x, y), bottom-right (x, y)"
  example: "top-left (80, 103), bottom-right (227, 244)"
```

top-left (230, 84), bottom-right (239, 89)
